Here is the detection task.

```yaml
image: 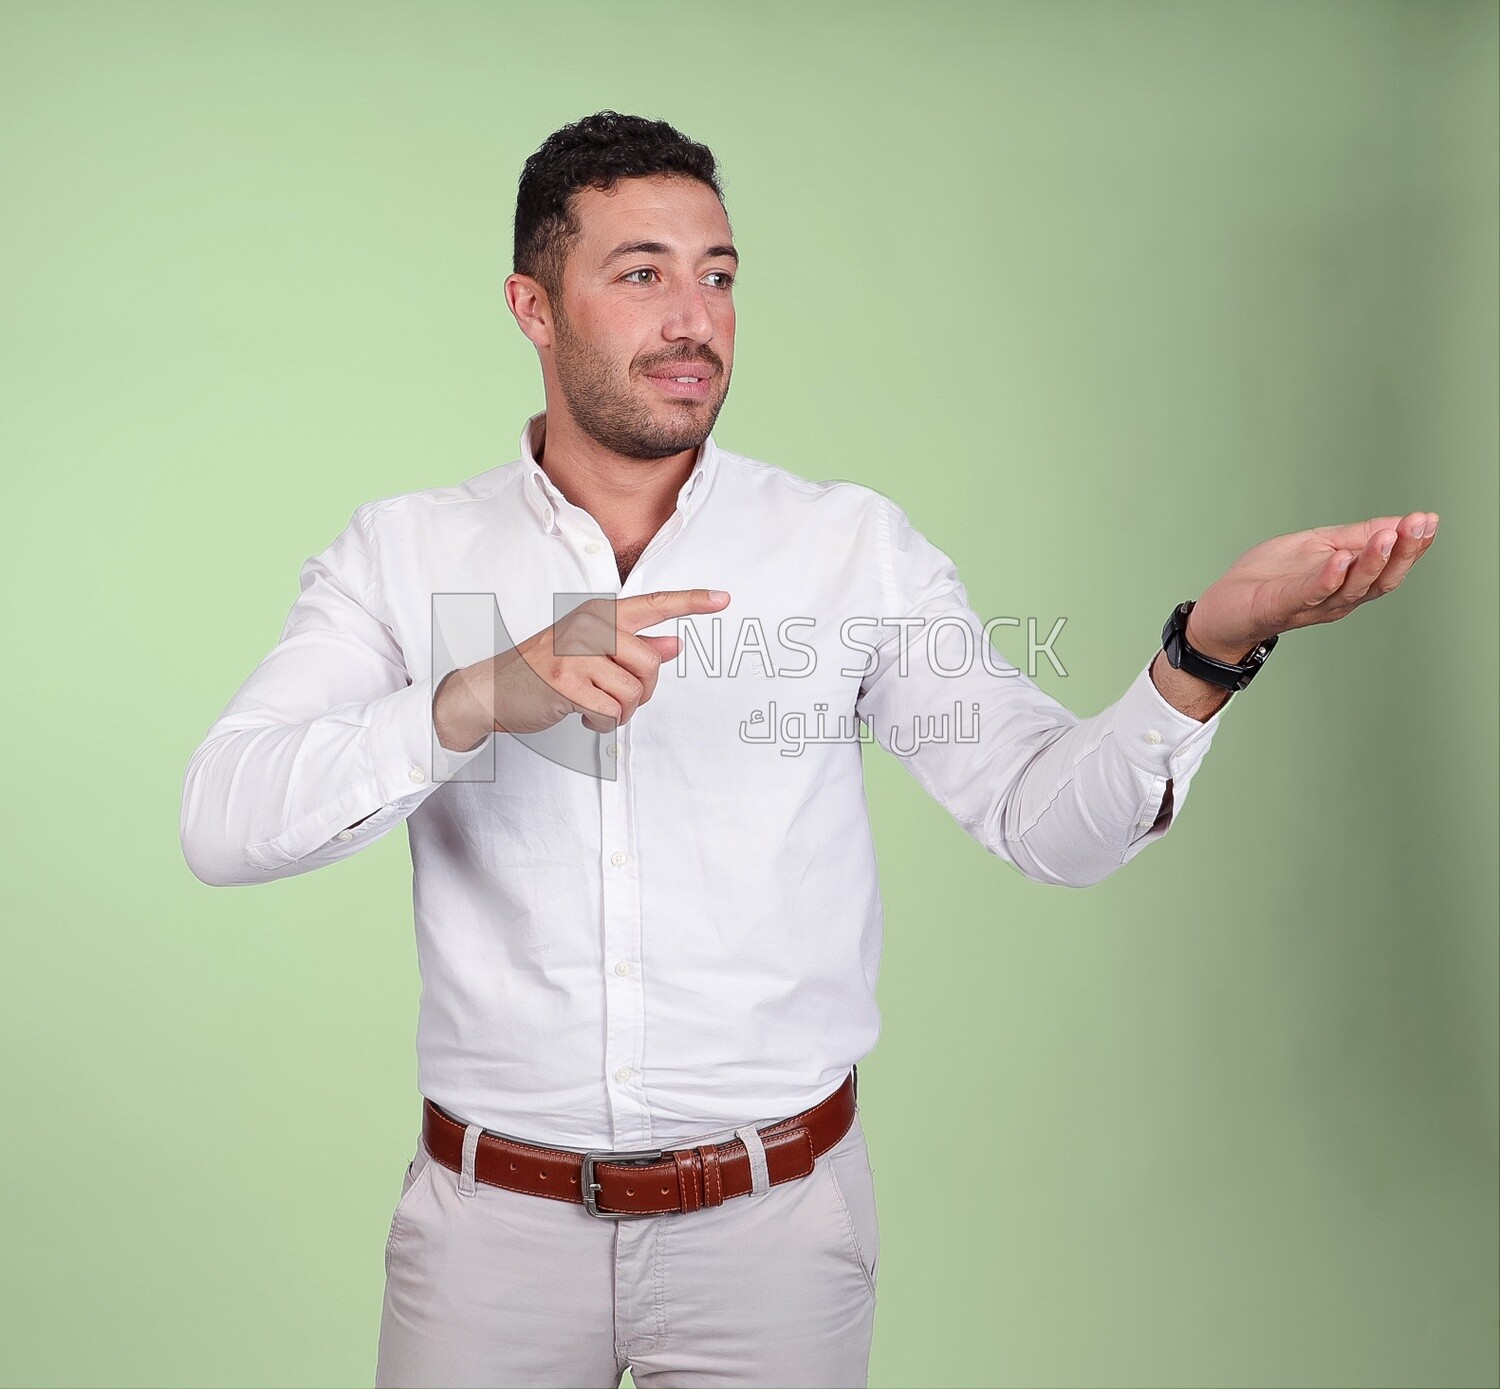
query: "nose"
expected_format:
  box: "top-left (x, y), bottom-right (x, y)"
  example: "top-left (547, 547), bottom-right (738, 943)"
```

top-left (660, 280), bottom-right (715, 347)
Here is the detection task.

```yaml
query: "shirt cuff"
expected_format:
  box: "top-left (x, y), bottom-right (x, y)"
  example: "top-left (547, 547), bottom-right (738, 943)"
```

top-left (367, 674), bottom-right (498, 802)
top-left (1109, 656), bottom-right (1228, 780)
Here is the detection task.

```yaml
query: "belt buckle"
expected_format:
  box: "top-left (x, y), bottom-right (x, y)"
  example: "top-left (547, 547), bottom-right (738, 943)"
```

top-left (580, 1148), bottom-right (665, 1219)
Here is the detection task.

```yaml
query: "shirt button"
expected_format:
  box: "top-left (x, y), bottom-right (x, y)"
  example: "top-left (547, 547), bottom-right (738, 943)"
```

top-left (610, 850), bottom-right (627, 867)
top-left (1138, 818), bottom-right (1154, 830)
top-left (1144, 730), bottom-right (1163, 745)
top-left (605, 743), bottom-right (620, 758)
top-left (337, 830), bottom-right (355, 842)
top-left (614, 961), bottom-right (632, 977)
top-left (408, 766), bottom-right (427, 784)
top-left (585, 540), bottom-right (603, 554)
top-left (542, 508), bottom-right (553, 525)
top-left (614, 1067), bottom-right (633, 1083)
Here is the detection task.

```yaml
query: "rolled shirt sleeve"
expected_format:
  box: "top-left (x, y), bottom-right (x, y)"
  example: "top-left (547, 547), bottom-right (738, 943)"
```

top-left (180, 503), bottom-right (493, 887)
top-left (854, 497), bottom-right (1226, 888)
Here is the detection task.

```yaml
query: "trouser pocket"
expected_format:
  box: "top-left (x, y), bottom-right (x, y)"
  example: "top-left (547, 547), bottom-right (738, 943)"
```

top-left (825, 1111), bottom-right (880, 1298)
top-left (384, 1136), bottom-right (436, 1274)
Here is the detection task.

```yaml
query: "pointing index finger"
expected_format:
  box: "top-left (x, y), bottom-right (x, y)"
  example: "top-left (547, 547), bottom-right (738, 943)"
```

top-left (616, 588), bottom-right (730, 634)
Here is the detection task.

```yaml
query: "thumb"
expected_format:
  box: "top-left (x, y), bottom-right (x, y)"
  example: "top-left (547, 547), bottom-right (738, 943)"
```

top-left (643, 634), bottom-right (681, 659)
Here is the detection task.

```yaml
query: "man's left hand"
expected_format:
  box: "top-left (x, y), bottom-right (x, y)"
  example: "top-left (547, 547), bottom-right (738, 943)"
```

top-left (1186, 510), bottom-right (1441, 661)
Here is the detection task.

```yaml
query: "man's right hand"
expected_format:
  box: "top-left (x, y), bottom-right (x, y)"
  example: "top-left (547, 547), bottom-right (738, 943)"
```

top-left (432, 589), bottom-right (732, 750)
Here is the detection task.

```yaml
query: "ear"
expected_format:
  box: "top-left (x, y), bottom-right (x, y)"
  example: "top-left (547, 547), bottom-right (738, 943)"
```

top-left (505, 272), bottom-right (555, 349)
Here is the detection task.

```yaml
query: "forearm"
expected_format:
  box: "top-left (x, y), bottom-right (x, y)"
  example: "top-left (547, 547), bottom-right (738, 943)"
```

top-left (1147, 648), bottom-right (1233, 722)
top-left (180, 678), bottom-right (474, 886)
top-left (1146, 604), bottom-right (1263, 721)
top-left (931, 654), bottom-right (1228, 888)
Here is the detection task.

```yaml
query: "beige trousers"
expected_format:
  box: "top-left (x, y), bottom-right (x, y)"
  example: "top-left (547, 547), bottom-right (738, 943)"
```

top-left (374, 1104), bottom-right (880, 1388)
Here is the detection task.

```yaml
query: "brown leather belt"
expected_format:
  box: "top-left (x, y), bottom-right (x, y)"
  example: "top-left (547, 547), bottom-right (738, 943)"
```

top-left (421, 1067), bottom-right (857, 1219)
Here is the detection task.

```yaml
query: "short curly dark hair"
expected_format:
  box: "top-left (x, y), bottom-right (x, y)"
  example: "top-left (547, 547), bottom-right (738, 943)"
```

top-left (513, 110), bottom-right (724, 311)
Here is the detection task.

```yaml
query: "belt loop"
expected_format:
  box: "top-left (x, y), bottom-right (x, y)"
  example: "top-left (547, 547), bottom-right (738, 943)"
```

top-left (735, 1123), bottom-right (770, 1198)
top-left (459, 1123), bottom-right (482, 1196)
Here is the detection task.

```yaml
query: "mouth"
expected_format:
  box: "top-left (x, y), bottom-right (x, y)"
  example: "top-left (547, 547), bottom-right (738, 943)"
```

top-left (644, 368), bottom-right (714, 400)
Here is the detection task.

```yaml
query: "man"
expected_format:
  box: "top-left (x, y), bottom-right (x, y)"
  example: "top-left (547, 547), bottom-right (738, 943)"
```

top-left (179, 111), bottom-right (1438, 1389)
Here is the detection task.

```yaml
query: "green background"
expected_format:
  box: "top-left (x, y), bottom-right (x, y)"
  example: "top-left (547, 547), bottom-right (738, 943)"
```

top-left (2, 2), bottom-right (1495, 1385)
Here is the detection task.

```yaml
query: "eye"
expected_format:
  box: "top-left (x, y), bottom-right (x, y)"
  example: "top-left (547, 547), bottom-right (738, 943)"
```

top-left (622, 268), bottom-right (659, 284)
top-left (704, 270), bottom-right (736, 290)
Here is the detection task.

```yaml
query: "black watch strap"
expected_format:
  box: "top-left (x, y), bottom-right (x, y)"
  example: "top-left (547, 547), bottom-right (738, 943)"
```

top-left (1161, 600), bottom-right (1278, 692)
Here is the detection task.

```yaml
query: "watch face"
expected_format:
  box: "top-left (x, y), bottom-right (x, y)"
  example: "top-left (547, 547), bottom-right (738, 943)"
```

top-left (1162, 604), bottom-right (1190, 667)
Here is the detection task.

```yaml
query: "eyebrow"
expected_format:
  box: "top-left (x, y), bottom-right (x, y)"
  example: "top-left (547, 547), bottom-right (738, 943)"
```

top-left (600, 239), bottom-right (740, 268)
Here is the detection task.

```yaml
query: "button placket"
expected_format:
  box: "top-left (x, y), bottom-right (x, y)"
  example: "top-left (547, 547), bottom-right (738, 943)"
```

top-left (557, 520), bottom-right (622, 592)
top-left (599, 730), bottom-right (649, 1149)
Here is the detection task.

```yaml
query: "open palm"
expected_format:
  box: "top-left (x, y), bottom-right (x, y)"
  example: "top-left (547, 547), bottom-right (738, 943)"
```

top-left (1189, 510), bottom-right (1440, 659)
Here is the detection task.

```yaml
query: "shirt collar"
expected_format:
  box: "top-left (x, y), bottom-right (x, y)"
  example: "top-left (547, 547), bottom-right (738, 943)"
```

top-left (518, 409), bottom-right (720, 534)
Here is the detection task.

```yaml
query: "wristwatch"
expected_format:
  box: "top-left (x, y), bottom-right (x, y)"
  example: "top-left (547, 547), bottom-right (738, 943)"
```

top-left (1161, 600), bottom-right (1278, 692)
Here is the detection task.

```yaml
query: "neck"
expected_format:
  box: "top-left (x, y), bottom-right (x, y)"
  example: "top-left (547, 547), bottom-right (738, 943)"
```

top-left (531, 410), bottom-right (699, 547)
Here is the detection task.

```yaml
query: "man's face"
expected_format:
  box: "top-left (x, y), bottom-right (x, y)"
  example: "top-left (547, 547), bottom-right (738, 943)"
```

top-left (546, 174), bottom-right (736, 460)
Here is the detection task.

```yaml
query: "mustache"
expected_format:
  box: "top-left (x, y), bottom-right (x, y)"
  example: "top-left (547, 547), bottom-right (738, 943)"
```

top-left (639, 349), bottom-right (725, 376)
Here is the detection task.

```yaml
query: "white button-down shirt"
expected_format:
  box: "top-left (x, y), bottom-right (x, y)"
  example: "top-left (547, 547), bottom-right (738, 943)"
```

top-left (181, 411), bottom-right (1227, 1150)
